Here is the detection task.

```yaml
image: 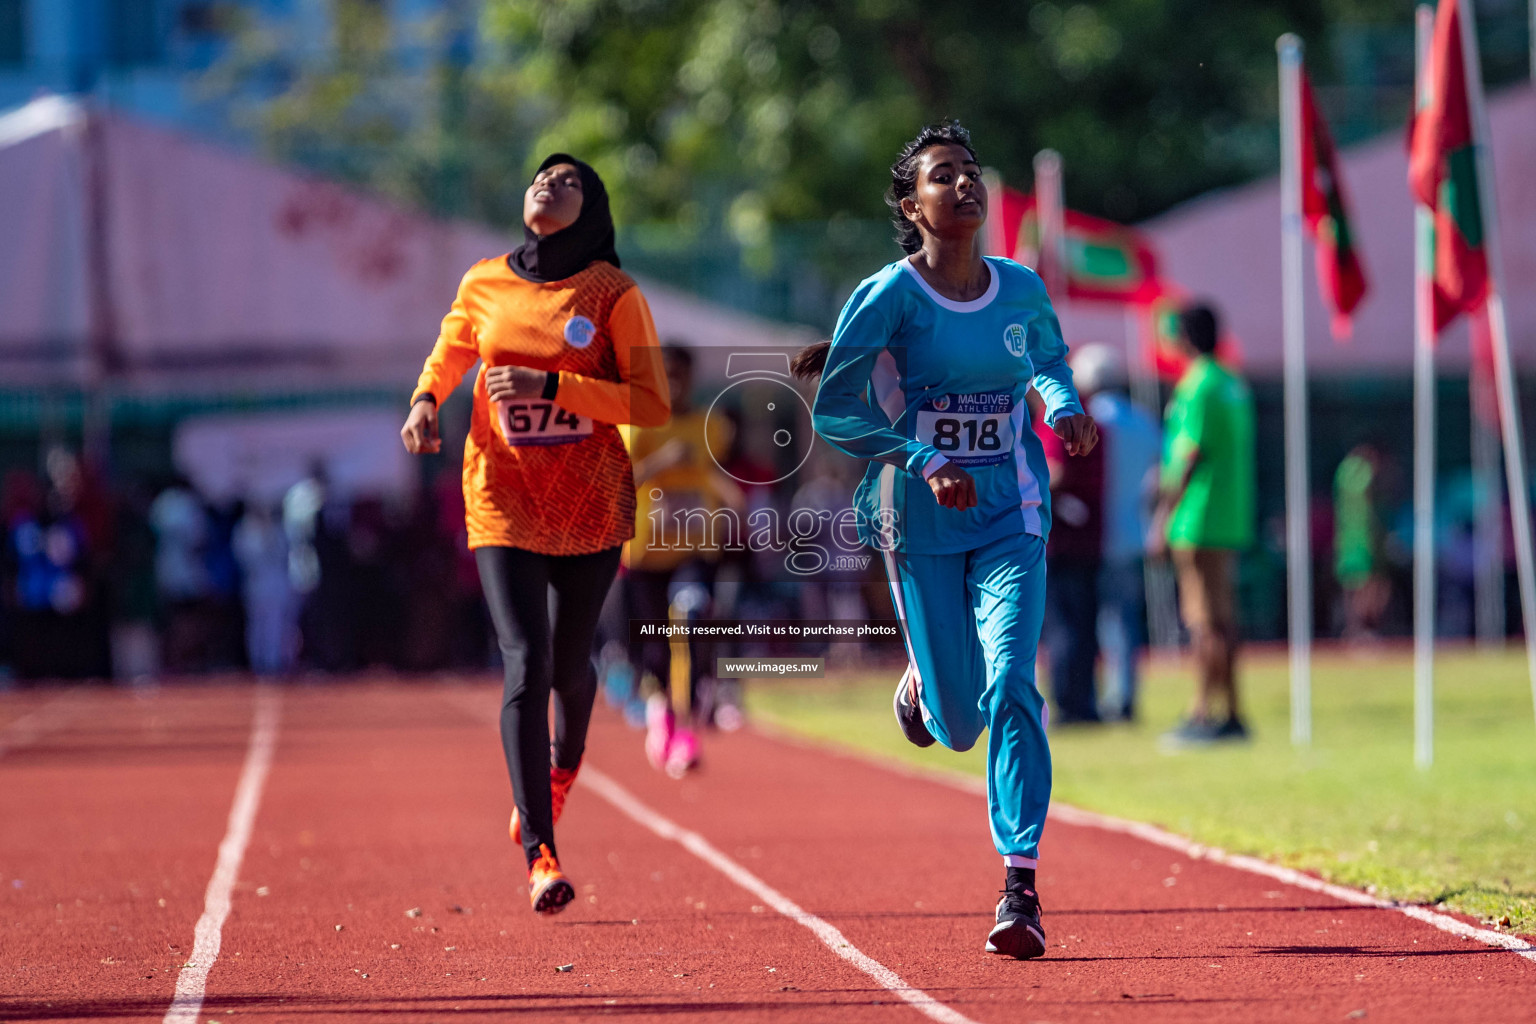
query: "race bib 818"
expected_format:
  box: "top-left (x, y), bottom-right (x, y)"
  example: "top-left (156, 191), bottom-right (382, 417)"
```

top-left (915, 390), bottom-right (1015, 467)
top-left (495, 400), bottom-right (593, 447)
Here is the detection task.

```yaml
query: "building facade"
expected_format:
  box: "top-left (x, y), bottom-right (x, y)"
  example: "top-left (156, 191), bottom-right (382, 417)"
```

top-left (0, 0), bottom-right (469, 133)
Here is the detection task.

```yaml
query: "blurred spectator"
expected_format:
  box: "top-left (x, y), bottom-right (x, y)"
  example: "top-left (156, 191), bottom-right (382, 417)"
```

top-left (204, 500), bottom-right (248, 670)
top-left (789, 448), bottom-right (878, 672)
top-left (0, 468), bottom-right (45, 679)
top-left (284, 462), bottom-right (352, 671)
top-left (150, 477), bottom-right (213, 673)
top-left (109, 482), bottom-right (161, 682)
top-left (233, 502), bottom-right (296, 676)
top-left (0, 445), bottom-right (593, 681)
top-left (1334, 445), bottom-right (1390, 640)
top-left (349, 495), bottom-right (402, 669)
top-left (621, 344), bottom-right (744, 774)
top-left (51, 448), bottom-right (113, 678)
top-left (4, 452), bottom-right (113, 679)
top-left (1439, 519), bottom-right (1478, 639)
top-left (1035, 388), bottom-right (1106, 725)
top-left (1153, 303), bottom-right (1256, 746)
top-left (1074, 344), bottom-right (1160, 722)
top-left (433, 467), bottom-right (491, 669)
top-left (394, 476), bottom-right (462, 672)
top-left (706, 402), bottom-right (789, 630)
top-left (283, 463), bottom-right (324, 598)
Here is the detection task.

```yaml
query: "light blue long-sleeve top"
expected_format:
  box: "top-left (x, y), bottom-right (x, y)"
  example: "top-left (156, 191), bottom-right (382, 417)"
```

top-left (811, 256), bottom-right (1083, 555)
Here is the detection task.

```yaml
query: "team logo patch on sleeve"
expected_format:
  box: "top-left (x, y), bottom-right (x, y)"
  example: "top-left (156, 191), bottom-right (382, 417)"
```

top-left (563, 315), bottom-right (597, 349)
top-left (1003, 323), bottom-right (1027, 357)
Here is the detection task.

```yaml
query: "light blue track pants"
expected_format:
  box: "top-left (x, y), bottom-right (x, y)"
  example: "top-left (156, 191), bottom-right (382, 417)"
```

top-left (884, 530), bottom-right (1051, 865)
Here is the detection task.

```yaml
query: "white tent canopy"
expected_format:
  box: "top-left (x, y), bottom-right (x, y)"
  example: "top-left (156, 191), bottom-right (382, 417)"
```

top-left (1042, 86), bottom-right (1535, 378)
top-left (1139, 84), bottom-right (1536, 377)
top-left (0, 95), bottom-right (817, 395)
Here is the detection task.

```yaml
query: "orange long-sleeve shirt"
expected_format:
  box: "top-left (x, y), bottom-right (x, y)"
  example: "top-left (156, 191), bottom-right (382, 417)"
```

top-left (413, 257), bottom-right (670, 554)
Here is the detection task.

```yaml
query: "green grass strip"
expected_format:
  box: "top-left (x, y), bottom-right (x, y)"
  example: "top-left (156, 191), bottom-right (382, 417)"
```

top-left (748, 648), bottom-right (1536, 936)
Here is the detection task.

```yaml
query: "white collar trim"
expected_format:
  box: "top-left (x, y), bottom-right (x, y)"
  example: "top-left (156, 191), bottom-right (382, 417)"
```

top-left (901, 256), bottom-right (998, 313)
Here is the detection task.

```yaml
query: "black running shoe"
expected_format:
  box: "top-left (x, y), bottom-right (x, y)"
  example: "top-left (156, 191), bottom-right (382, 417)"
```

top-left (892, 667), bottom-right (935, 748)
top-left (986, 886), bottom-right (1046, 960)
top-left (1160, 716), bottom-right (1250, 751)
top-left (1158, 716), bottom-right (1221, 750)
top-left (1213, 716), bottom-right (1250, 742)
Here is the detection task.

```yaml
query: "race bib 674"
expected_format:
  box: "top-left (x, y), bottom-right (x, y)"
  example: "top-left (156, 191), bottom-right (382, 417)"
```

top-left (915, 391), bottom-right (1015, 467)
top-left (495, 400), bottom-right (593, 447)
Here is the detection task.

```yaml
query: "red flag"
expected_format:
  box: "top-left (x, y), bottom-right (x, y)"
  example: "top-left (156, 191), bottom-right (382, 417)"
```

top-left (1408, 0), bottom-right (1489, 332)
top-left (1299, 70), bottom-right (1368, 338)
top-left (999, 189), bottom-right (1164, 305)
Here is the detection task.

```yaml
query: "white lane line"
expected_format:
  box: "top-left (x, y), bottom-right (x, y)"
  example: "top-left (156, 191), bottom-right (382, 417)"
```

top-left (443, 688), bottom-right (981, 1024)
top-left (163, 688), bottom-right (282, 1024)
top-left (1046, 803), bottom-right (1536, 964)
top-left (0, 696), bottom-right (73, 759)
top-left (751, 720), bottom-right (1536, 967)
top-left (581, 766), bottom-right (982, 1024)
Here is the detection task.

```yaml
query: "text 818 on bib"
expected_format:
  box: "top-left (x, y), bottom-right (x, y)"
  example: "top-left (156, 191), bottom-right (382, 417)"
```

top-left (915, 391), bottom-right (1015, 467)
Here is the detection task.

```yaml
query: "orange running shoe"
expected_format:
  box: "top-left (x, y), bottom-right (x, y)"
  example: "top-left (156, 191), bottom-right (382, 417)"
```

top-left (550, 761), bottom-right (580, 822)
top-left (527, 844), bottom-right (575, 915)
top-left (510, 759), bottom-right (583, 846)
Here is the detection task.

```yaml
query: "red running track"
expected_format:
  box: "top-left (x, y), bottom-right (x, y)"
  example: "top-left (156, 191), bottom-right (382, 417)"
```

top-left (1, 678), bottom-right (1533, 1023)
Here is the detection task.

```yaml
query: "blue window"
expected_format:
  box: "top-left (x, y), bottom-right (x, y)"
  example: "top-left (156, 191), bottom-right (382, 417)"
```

top-left (0, 0), bottom-right (24, 66)
top-left (108, 0), bottom-right (164, 67)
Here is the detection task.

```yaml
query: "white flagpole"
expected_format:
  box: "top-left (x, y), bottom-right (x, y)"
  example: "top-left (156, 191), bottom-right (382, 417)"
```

top-left (983, 166), bottom-right (1007, 258)
top-left (1122, 307), bottom-right (1161, 417)
top-left (1277, 34), bottom-right (1312, 747)
top-left (1122, 307), bottom-right (1181, 651)
top-left (1413, 3), bottom-right (1437, 770)
top-left (1471, 337), bottom-right (1505, 648)
top-left (1459, 0), bottom-right (1536, 727)
top-left (1033, 149), bottom-right (1067, 299)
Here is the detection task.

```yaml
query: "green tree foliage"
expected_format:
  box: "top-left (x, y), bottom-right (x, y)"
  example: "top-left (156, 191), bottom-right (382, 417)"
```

top-left (481, 0), bottom-right (1333, 227)
top-left (212, 0), bottom-right (1527, 240)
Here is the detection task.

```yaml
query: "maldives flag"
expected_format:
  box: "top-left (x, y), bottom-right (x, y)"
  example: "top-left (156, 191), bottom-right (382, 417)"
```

top-left (1408, 0), bottom-right (1489, 332)
top-left (998, 188), bottom-right (1163, 305)
top-left (1300, 70), bottom-right (1368, 338)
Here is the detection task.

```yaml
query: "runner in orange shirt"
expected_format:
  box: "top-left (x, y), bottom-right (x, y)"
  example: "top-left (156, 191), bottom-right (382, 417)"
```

top-left (401, 154), bottom-right (669, 914)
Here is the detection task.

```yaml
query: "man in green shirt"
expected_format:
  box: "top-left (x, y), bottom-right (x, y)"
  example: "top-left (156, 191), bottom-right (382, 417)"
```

top-left (1334, 444), bottom-right (1388, 640)
top-left (1151, 304), bottom-right (1255, 744)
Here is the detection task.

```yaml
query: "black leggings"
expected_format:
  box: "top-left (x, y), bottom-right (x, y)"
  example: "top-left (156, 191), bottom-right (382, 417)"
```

top-left (475, 545), bottom-right (622, 866)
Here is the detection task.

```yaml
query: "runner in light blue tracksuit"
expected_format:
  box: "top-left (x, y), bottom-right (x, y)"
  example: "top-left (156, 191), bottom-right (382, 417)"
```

top-left (802, 120), bottom-right (1096, 960)
top-left (815, 254), bottom-right (1078, 857)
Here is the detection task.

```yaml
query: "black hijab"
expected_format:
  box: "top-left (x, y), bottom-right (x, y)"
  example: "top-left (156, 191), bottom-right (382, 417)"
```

top-left (507, 153), bottom-right (621, 283)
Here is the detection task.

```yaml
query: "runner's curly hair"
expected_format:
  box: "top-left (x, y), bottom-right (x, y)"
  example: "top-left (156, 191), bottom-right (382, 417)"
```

top-left (795, 122), bottom-right (979, 381)
top-left (887, 120), bottom-right (979, 255)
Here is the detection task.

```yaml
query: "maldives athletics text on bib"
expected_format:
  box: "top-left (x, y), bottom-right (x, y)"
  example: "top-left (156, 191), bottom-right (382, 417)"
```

top-left (495, 399), bottom-right (594, 447)
top-left (915, 390), bottom-right (1015, 467)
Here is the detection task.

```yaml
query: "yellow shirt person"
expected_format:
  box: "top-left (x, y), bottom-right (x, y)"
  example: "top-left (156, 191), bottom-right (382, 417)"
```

top-left (621, 347), bottom-right (742, 572)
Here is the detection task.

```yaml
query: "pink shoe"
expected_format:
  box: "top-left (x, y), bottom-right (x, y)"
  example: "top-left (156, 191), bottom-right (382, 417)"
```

top-left (664, 726), bottom-right (701, 779)
top-left (644, 695), bottom-right (674, 770)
